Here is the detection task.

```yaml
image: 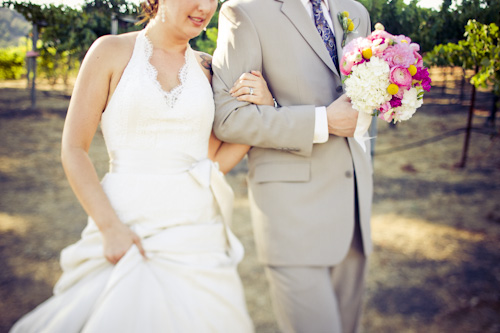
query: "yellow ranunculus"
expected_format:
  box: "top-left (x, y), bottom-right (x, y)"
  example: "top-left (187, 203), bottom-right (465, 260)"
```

top-left (347, 19), bottom-right (354, 32)
top-left (387, 84), bottom-right (399, 95)
top-left (343, 11), bottom-right (349, 18)
top-left (362, 48), bottom-right (372, 60)
top-left (408, 65), bottom-right (417, 76)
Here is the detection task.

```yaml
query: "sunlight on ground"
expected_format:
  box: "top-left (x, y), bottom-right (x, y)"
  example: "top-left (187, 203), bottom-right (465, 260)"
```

top-left (0, 213), bottom-right (29, 235)
top-left (372, 213), bottom-right (485, 262)
top-left (0, 156), bottom-right (23, 174)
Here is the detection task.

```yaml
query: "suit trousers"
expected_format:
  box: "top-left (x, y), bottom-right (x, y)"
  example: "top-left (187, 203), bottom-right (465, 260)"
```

top-left (265, 217), bottom-right (367, 333)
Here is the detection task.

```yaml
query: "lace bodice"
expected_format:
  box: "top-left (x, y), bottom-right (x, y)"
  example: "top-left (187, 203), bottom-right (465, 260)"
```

top-left (100, 29), bottom-right (214, 164)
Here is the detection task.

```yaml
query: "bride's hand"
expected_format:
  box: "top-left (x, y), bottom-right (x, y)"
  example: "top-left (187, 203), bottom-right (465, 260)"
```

top-left (230, 70), bottom-right (275, 106)
top-left (101, 223), bottom-right (147, 265)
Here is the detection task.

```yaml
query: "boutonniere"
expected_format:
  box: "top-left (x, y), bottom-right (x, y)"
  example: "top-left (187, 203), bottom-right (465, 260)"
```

top-left (337, 11), bottom-right (359, 48)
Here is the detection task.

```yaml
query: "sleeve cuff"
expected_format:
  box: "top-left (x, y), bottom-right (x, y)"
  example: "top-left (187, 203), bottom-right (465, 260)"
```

top-left (313, 106), bottom-right (329, 144)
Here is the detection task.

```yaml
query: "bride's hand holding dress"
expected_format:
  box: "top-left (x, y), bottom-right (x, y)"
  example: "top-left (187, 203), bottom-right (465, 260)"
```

top-left (61, 35), bottom-right (147, 266)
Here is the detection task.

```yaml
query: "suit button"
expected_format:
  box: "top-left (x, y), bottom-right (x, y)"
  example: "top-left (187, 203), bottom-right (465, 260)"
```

top-left (345, 171), bottom-right (353, 178)
top-left (336, 86), bottom-right (343, 93)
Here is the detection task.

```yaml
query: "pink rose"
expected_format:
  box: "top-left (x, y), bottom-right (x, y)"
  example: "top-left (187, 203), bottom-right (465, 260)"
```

top-left (390, 66), bottom-right (412, 89)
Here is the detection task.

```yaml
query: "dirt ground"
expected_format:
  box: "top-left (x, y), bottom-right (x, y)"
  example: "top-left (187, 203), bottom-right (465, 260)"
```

top-left (1, 68), bottom-right (499, 333)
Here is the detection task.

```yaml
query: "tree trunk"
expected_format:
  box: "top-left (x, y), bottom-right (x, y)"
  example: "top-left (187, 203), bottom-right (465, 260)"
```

top-left (457, 66), bottom-right (478, 168)
top-left (485, 94), bottom-right (498, 128)
top-left (30, 24), bottom-right (38, 110)
top-left (459, 69), bottom-right (466, 103)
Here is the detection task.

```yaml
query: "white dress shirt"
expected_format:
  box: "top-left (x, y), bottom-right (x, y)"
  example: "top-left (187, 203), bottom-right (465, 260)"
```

top-left (301, 0), bottom-right (334, 144)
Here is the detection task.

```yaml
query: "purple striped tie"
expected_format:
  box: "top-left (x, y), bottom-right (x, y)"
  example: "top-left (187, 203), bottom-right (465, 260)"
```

top-left (311, 0), bottom-right (339, 72)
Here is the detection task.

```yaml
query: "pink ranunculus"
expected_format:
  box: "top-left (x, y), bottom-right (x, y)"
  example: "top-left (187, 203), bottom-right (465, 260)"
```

top-left (371, 38), bottom-right (388, 56)
top-left (394, 35), bottom-right (412, 44)
top-left (340, 50), bottom-right (363, 75)
top-left (343, 37), bottom-right (364, 55)
top-left (377, 102), bottom-right (392, 121)
top-left (382, 44), bottom-right (416, 68)
top-left (390, 66), bottom-right (412, 89)
top-left (383, 111), bottom-right (394, 122)
top-left (379, 101), bottom-right (391, 113)
top-left (368, 29), bottom-right (393, 42)
top-left (340, 55), bottom-right (355, 75)
top-left (410, 43), bottom-right (420, 52)
top-left (359, 38), bottom-right (373, 54)
top-left (413, 50), bottom-right (423, 65)
top-left (394, 87), bottom-right (405, 99)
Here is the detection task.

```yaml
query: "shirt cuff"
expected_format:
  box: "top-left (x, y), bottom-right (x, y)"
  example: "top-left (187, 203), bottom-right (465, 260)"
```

top-left (313, 106), bottom-right (329, 144)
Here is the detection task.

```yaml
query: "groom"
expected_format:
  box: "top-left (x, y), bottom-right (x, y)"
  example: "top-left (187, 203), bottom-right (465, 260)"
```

top-left (212, 0), bottom-right (373, 331)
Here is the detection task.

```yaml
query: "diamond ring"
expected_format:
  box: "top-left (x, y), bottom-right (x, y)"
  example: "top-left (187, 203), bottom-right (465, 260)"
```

top-left (249, 87), bottom-right (254, 96)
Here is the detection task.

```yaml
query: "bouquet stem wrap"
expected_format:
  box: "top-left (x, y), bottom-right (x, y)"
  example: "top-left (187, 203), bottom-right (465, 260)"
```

top-left (354, 111), bottom-right (373, 152)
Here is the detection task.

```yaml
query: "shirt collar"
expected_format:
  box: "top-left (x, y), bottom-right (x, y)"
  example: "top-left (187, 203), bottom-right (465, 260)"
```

top-left (302, 0), bottom-right (330, 11)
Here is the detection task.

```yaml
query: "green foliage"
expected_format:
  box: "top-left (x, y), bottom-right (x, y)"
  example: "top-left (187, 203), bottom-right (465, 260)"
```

top-left (194, 27), bottom-right (218, 55)
top-left (0, 44), bottom-right (25, 79)
top-left (190, 2), bottom-right (221, 55)
top-left (425, 20), bottom-right (500, 96)
top-left (465, 21), bottom-right (500, 96)
top-left (80, 0), bottom-right (142, 47)
top-left (1, 0), bottom-right (142, 84)
top-left (0, 7), bottom-right (30, 48)
top-left (38, 47), bottom-right (80, 85)
top-left (361, 0), bottom-right (500, 53)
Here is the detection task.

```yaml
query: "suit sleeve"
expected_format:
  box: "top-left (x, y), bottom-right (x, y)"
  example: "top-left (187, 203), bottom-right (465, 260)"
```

top-left (212, 3), bottom-right (316, 157)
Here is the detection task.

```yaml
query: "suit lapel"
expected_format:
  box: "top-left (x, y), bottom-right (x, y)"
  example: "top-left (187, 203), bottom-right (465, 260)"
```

top-left (328, 0), bottom-right (345, 61)
top-left (278, 0), bottom-right (339, 75)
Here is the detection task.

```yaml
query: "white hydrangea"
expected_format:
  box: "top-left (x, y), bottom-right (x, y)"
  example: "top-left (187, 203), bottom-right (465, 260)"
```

top-left (393, 86), bottom-right (423, 122)
top-left (344, 56), bottom-right (392, 115)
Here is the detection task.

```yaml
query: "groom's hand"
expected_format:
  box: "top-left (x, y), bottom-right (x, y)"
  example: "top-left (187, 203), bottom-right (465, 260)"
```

top-left (326, 94), bottom-right (358, 137)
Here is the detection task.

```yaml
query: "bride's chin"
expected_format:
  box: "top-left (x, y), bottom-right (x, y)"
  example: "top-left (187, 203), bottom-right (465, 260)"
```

top-left (186, 28), bottom-right (205, 39)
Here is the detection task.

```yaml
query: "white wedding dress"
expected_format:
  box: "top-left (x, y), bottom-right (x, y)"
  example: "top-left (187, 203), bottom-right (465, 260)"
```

top-left (11, 29), bottom-right (254, 333)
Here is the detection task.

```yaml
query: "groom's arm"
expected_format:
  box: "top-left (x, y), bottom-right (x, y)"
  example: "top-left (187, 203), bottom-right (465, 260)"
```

top-left (212, 2), bottom-right (316, 158)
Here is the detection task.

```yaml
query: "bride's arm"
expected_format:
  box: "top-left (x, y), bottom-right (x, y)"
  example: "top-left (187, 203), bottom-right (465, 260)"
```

top-left (61, 35), bottom-right (146, 264)
top-left (208, 133), bottom-right (249, 174)
top-left (208, 70), bottom-right (275, 173)
top-left (197, 53), bottom-right (274, 173)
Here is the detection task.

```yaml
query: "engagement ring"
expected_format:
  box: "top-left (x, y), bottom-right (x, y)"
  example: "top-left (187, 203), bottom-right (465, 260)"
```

top-left (249, 87), bottom-right (254, 95)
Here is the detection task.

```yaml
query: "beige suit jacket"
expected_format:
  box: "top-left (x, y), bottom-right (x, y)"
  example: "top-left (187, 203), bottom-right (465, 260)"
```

top-left (212, 0), bottom-right (373, 266)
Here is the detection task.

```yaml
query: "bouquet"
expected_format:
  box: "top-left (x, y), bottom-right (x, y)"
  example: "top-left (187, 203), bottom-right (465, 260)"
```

top-left (339, 23), bottom-right (431, 150)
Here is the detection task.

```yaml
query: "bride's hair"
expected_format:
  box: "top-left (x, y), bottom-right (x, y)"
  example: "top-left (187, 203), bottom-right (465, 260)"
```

top-left (138, 0), bottom-right (159, 24)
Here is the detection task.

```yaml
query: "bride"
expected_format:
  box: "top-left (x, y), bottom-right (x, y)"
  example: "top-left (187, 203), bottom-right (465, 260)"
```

top-left (10, 0), bottom-right (274, 332)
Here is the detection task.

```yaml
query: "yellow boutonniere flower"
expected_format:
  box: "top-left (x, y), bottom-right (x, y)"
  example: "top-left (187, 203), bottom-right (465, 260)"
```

top-left (337, 11), bottom-right (359, 47)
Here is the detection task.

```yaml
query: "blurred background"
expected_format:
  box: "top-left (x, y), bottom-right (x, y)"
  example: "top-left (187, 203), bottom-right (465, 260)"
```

top-left (0, 0), bottom-right (499, 332)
